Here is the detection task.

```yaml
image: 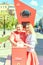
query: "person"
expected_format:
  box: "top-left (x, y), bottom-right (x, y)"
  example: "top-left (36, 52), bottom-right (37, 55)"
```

top-left (25, 23), bottom-right (39, 65)
top-left (9, 23), bottom-right (26, 47)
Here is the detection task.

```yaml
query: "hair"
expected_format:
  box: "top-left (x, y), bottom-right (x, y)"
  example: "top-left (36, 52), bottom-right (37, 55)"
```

top-left (26, 23), bottom-right (38, 44)
top-left (16, 23), bottom-right (23, 28)
top-left (26, 23), bottom-right (35, 35)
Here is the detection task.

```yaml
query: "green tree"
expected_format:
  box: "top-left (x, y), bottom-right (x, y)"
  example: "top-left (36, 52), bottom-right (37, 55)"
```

top-left (0, 12), bottom-right (18, 30)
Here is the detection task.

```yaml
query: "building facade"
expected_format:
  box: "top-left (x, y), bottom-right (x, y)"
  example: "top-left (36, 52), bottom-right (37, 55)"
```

top-left (0, 3), bottom-right (17, 18)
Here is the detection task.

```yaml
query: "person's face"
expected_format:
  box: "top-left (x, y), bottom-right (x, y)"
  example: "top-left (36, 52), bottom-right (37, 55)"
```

top-left (16, 24), bottom-right (23, 32)
top-left (26, 25), bottom-right (31, 34)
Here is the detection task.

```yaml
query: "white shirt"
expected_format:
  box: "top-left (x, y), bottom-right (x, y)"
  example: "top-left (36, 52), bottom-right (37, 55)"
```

top-left (26, 34), bottom-right (36, 52)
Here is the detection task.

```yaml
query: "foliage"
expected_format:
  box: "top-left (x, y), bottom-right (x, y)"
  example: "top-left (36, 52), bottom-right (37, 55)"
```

top-left (0, 35), bottom-right (9, 43)
top-left (0, 12), bottom-right (18, 30)
top-left (34, 22), bottom-right (39, 28)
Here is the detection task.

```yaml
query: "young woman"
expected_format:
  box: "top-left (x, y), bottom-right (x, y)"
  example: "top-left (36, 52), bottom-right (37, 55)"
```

top-left (10, 23), bottom-right (26, 47)
top-left (25, 23), bottom-right (39, 65)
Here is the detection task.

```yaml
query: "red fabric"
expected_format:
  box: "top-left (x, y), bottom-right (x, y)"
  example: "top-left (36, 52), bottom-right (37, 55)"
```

top-left (27, 52), bottom-right (29, 58)
top-left (13, 31), bottom-right (26, 43)
top-left (27, 51), bottom-right (39, 65)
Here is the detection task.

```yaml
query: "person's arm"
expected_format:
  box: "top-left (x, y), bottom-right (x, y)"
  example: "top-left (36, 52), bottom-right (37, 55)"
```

top-left (24, 35), bottom-right (36, 48)
top-left (9, 32), bottom-right (17, 46)
top-left (24, 43), bottom-right (32, 48)
top-left (24, 42), bottom-right (35, 49)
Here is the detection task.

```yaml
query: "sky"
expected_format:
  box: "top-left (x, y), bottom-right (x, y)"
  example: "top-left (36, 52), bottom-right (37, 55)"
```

top-left (0, 0), bottom-right (43, 23)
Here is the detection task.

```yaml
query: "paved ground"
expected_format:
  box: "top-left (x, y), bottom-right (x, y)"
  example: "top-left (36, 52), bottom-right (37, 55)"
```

top-left (36, 32), bottom-right (43, 39)
top-left (35, 39), bottom-right (43, 55)
top-left (38, 56), bottom-right (43, 65)
top-left (0, 56), bottom-right (43, 65)
top-left (36, 32), bottom-right (43, 65)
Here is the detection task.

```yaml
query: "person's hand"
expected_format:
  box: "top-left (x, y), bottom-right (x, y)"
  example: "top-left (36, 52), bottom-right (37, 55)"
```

top-left (16, 42), bottom-right (24, 47)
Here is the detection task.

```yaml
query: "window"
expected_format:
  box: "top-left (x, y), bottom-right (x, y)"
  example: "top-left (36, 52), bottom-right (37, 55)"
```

top-left (5, 6), bottom-right (7, 8)
top-left (20, 10), bottom-right (31, 17)
top-left (9, 6), bottom-right (14, 8)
